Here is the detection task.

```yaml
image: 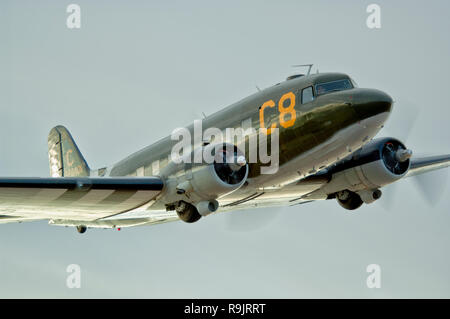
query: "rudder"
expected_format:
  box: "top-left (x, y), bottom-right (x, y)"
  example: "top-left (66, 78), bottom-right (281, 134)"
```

top-left (48, 125), bottom-right (90, 177)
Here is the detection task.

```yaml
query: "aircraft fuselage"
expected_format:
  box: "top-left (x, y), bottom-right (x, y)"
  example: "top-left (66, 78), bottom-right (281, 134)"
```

top-left (107, 72), bottom-right (393, 208)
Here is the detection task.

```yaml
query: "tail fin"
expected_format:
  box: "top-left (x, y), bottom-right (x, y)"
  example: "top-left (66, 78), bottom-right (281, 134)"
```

top-left (47, 125), bottom-right (90, 177)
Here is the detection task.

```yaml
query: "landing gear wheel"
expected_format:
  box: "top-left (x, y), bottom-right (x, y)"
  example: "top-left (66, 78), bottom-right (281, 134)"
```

top-left (176, 201), bottom-right (202, 223)
top-left (336, 190), bottom-right (363, 210)
top-left (76, 225), bottom-right (87, 234)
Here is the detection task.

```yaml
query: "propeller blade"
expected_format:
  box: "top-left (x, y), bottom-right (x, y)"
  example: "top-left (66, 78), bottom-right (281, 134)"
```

top-left (379, 183), bottom-right (398, 211)
top-left (382, 98), bottom-right (420, 142)
top-left (380, 157), bottom-right (448, 209)
top-left (411, 168), bottom-right (448, 206)
top-left (378, 97), bottom-right (421, 210)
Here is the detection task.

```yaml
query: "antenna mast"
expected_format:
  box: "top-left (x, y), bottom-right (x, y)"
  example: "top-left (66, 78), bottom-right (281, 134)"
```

top-left (292, 64), bottom-right (314, 75)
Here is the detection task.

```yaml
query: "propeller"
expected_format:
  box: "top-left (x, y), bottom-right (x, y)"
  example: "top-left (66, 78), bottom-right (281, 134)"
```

top-left (213, 146), bottom-right (247, 185)
top-left (380, 98), bottom-right (448, 209)
top-left (381, 141), bottom-right (411, 175)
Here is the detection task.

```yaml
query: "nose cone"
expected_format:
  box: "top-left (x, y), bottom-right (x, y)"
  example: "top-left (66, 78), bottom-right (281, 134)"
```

top-left (351, 89), bottom-right (393, 120)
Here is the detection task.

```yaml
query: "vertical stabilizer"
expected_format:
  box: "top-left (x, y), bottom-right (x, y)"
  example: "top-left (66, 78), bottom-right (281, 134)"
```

top-left (47, 125), bottom-right (90, 177)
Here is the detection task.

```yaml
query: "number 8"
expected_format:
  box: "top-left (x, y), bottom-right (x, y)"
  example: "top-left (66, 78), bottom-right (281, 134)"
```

top-left (278, 92), bottom-right (296, 128)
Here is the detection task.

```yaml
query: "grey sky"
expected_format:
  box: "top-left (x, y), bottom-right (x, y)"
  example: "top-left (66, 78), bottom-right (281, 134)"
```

top-left (0, 0), bottom-right (450, 298)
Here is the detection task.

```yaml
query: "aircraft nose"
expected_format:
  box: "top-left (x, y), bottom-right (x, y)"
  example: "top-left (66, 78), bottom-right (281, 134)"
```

top-left (351, 89), bottom-right (393, 120)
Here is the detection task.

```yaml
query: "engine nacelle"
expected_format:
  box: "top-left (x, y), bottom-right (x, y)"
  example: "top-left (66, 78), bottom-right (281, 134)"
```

top-left (311, 138), bottom-right (412, 200)
top-left (343, 137), bottom-right (411, 188)
top-left (165, 143), bottom-right (249, 203)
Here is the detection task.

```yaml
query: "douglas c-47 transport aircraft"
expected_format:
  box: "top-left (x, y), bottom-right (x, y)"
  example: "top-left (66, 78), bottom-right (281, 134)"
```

top-left (1, 70), bottom-right (449, 233)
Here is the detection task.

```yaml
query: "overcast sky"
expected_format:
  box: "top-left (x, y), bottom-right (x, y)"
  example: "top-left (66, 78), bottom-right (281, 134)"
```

top-left (1, 0), bottom-right (450, 298)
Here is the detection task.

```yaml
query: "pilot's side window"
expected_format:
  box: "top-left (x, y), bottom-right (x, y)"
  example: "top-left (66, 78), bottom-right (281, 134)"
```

top-left (302, 86), bottom-right (314, 104)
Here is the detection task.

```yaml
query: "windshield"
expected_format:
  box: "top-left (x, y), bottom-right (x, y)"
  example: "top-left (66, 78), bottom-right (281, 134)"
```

top-left (315, 79), bottom-right (353, 96)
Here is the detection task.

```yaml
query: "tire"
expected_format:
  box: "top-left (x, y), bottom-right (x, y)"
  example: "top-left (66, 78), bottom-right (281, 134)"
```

top-left (176, 201), bottom-right (202, 223)
top-left (76, 225), bottom-right (87, 233)
top-left (337, 191), bottom-right (363, 210)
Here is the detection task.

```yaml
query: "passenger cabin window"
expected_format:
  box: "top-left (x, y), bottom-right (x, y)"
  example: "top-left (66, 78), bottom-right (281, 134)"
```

top-left (302, 86), bottom-right (314, 104)
top-left (315, 79), bottom-right (353, 96)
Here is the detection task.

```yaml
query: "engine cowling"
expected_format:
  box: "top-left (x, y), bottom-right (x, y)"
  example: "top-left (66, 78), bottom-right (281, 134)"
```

top-left (336, 137), bottom-right (411, 188)
top-left (188, 143), bottom-right (248, 199)
top-left (310, 138), bottom-right (412, 202)
top-left (163, 143), bottom-right (249, 205)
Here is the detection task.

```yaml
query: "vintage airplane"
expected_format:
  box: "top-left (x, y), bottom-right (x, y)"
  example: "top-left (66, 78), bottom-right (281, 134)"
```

top-left (1, 69), bottom-right (449, 233)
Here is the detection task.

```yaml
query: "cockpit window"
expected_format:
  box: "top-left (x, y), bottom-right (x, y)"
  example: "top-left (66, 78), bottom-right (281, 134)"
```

top-left (315, 79), bottom-right (353, 96)
top-left (301, 86), bottom-right (314, 104)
